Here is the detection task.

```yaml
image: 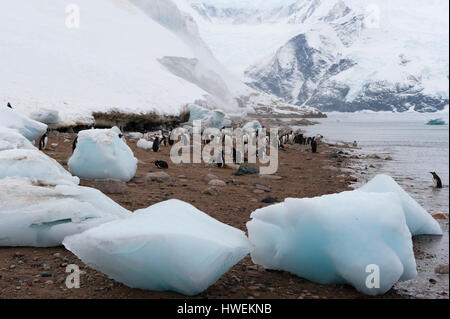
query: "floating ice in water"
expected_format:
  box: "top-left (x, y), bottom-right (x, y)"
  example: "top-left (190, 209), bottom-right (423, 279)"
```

top-left (0, 149), bottom-right (79, 185)
top-left (247, 190), bottom-right (417, 295)
top-left (136, 138), bottom-right (153, 150)
top-left (29, 108), bottom-right (61, 125)
top-left (426, 118), bottom-right (446, 125)
top-left (0, 107), bottom-right (47, 141)
top-left (0, 177), bottom-right (129, 247)
top-left (188, 104), bottom-right (231, 129)
top-left (68, 128), bottom-right (137, 182)
top-left (0, 126), bottom-right (36, 151)
top-left (242, 120), bottom-right (262, 133)
top-left (63, 199), bottom-right (251, 296)
top-left (360, 174), bottom-right (442, 236)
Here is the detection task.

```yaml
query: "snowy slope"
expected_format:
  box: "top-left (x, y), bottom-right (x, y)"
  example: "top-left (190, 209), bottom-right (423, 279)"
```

top-left (189, 0), bottom-right (449, 112)
top-left (0, 0), bottom-right (258, 126)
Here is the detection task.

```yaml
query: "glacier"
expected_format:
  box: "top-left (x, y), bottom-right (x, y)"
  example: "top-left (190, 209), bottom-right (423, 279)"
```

top-left (29, 108), bottom-right (61, 125)
top-left (188, 104), bottom-right (231, 128)
top-left (247, 190), bottom-right (417, 295)
top-left (0, 149), bottom-right (79, 186)
top-left (0, 107), bottom-right (47, 142)
top-left (0, 177), bottom-right (129, 247)
top-left (359, 174), bottom-right (442, 236)
top-left (68, 128), bottom-right (137, 182)
top-left (63, 199), bottom-right (251, 296)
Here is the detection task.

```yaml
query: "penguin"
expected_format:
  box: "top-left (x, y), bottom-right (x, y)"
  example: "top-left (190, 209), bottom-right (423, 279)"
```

top-left (152, 136), bottom-right (160, 152)
top-left (155, 160), bottom-right (169, 169)
top-left (72, 136), bottom-right (78, 153)
top-left (168, 131), bottom-right (174, 146)
top-left (7, 102), bottom-right (12, 109)
top-left (311, 139), bottom-right (318, 153)
top-left (161, 136), bottom-right (167, 147)
top-left (430, 172), bottom-right (443, 188)
top-left (353, 141), bottom-right (358, 147)
top-left (38, 133), bottom-right (48, 150)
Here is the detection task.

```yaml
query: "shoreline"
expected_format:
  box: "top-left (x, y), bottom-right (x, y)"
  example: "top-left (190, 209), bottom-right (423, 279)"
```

top-left (0, 131), bottom-right (410, 299)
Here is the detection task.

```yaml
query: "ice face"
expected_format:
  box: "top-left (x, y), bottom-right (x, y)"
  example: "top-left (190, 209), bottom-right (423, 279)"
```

top-left (0, 149), bottom-right (79, 185)
top-left (63, 199), bottom-right (252, 296)
top-left (359, 174), bottom-right (442, 236)
top-left (247, 190), bottom-right (417, 295)
top-left (0, 126), bottom-right (36, 151)
top-left (0, 177), bottom-right (130, 247)
top-left (68, 128), bottom-right (137, 182)
top-left (0, 108), bottom-right (47, 141)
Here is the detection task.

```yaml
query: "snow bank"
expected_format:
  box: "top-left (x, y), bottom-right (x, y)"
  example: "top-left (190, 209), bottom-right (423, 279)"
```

top-left (0, 149), bottom-right (79, 185)
top-left (0, 126), bottom-right (35, 151)
top-left (0, 177), bottom-right (129, 247)
top-left (68, 129), bottom-right (137, 182)
top-left (247, 191), bottom-right (417, 295)
top-left (29, 108), bottom-right (61, 125)
top-left (63, 199), bottom-right (251, 296)
top-left (0, 107), bottom-right (47, 141)
top-left (188, 104), bottom-right (231, 128)
top-left (136, 139), bottom-right (153, 150)
top-left (360, 174), bottom-right (442, 236)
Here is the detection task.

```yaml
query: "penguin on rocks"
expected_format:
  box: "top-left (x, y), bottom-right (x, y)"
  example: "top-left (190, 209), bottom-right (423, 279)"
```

top-left (152, 136), bottom-right (160, 153)
top-left (39, 133), bottom-right (48, 150)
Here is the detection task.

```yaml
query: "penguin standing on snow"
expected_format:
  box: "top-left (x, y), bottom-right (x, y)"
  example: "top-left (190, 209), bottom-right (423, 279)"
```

top-left (7, 102), bottom-right (12, 109)
top-left (152, 136), bottom-right (160, 152)
top-left (39, 133), bottom-right (48, 150)
top-left (430, 172), bottom-right (443, 188)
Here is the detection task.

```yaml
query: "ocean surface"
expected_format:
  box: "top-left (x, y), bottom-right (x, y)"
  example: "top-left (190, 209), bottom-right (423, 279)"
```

top-left (301, 111), bottom-right (449, 213)
top-left (300, 110), bottom-right (449, 299)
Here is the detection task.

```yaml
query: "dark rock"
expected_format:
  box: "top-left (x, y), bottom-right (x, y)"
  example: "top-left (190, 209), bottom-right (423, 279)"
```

top-left (235, 165), bottom-right (259, 176)
top-left (261, 197), bottom-right (280, 203)
top-left (92, 179), bottom-right (128, 194)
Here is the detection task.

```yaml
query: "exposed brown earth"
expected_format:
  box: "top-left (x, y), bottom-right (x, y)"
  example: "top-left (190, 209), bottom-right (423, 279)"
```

top-left (0, 132), bottom-right (406, 299)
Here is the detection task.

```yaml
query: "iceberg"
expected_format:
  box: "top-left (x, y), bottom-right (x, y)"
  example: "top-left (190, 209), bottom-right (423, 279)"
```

top-left (63, 199), bottom-right (251, 296)
top-left (136, 138), bottom-right (153, 150)
top-left (0, 177), bottom-right (130, 247)
top-left (0, 126), bottom-right (36, 151)
top-left (0, 107), bottom-right (47, 141)
top-left (360, 174), bottom-right (442, 236)
top-left (29, 108), bottom-right (61, 125)
top-left (426, 118), bottom-right (446, 125)
top-left (68, 128), bottom-right (137, 182)
top-left (242, 120), bottom-right (262, 133)
top-left (247, 190), bottom-right (417, 295)
top-left (188, 104), bottom-right (231, 129)
top-left (0, 149), bottom-right (79, 185)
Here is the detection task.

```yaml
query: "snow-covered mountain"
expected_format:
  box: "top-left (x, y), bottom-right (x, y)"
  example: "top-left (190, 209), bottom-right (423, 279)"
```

top-left (1, 0), bottom-right (319, 126)
top-left (189, 0), bottom-right (449, 112)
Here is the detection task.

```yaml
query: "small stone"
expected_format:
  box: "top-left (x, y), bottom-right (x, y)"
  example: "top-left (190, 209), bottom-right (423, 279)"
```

top-left (14, 251), bottom-right (24, 257)
top-left (202, 186), bottom-right (220, 196)
top-left (235, 165), bottom-right (259, 176)
top-left (254, 183), bottom-right (271, 192)
top-left (92, 179), bottom-right (128, 194)
top-left (253, 189), bottom-right (265, 194)
top-left (204, 174), bottom-right (218, 182)
top-left (53, 253), bottom-right (61, 258)
top-left (9, 264), bottom-right (16, 269)
top-left (261, 197), bottom-right (279, 204)
top-left (435, 264), bottom-right (449, 274)
top-left (208, 179), bottom-right (226, 187)
top-left (41, 271), bottom-right (52, 277)
top-left (134, 172), bottom-right (171, 183)
top-left (259, 174), bottom-right (282, 180)
top-left (385, 156), bottom-right (393, 161)
top-left (45, 280), bottom-right (54, 285)
top-left (248, 286), bottom-right (259, 291)
top-left (431, 212), bottom-right (448, 220)
top-left (429, 278), bottom-right (437, 284)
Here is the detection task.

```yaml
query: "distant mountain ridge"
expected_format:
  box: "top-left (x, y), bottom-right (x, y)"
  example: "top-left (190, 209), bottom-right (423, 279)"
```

top-left (189, 0), bottom-right (449, 112)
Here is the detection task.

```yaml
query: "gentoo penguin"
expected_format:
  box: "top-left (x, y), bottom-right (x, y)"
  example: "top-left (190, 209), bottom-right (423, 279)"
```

top-left (155, 160), bottom-right (169, 169)
top-left (311, 139), bottom-right (318, 153)
top-left (72, 136), bottom-right (78, 153)
top-left (161, 136), bottom-right (167, 147)
top-left (430, 172), bottom-right (443, 188)
top-left (168, 131), bottom-right (174, 146)
top-left (353, 141), bottom-right (358, 147)
top-left (38, 133), bottom-right (48, 150)
top-left (152, 136), bottom-right (160, 152)
top-left (7, 102), bottom-right (12, 109)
